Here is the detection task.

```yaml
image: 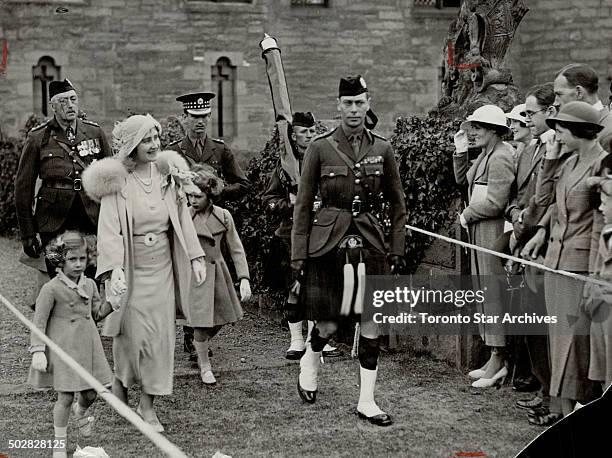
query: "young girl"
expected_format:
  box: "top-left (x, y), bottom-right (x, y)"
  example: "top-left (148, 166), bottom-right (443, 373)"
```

top-left (185, 165), bottom-right (252, 385)
top-left (28, 231), bottom-right (115, 457)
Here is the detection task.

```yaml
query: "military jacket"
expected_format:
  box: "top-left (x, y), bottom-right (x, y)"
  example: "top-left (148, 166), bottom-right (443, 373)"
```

top-left (14, 117), bottom-right (111, 240)
top-left (291, 126), bottom-right (406, 260)
top-left (262, 162), bottom-right (298, 239)
top-left (167, 135), bottom-right (251, 201)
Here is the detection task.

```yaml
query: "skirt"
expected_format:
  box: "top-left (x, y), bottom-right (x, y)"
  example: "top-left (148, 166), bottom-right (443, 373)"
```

top-left (300, 237), bottom-right (387, 322)
top-left (113, 234), bottom-right (175, 396)
top-left (545, 271), bottom-right (600, 401)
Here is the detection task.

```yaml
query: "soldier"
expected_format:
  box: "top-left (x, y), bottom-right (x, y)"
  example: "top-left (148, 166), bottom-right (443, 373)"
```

top-left (291, 76), bottom-right (406, 426)
top-left (167, 92), bottom-right (250, 201)
top-left (167, 91), bottom-right (251, 360)
top-left (15, 79), bottom-right (111, 276)
top-left (262, 112), bottom-right (342, 360)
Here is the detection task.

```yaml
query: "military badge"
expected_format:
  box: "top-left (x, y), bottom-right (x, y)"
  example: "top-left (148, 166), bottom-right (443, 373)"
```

top-left (77, 141), bottom-right (91, 157)
top-left (362, 155), bottom-right (383, 164)
top-left (90, 138), bottom-right (101, 156)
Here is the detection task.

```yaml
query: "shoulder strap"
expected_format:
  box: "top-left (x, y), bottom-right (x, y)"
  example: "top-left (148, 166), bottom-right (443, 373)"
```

top-left (54, 139), bottom-right (89, 170)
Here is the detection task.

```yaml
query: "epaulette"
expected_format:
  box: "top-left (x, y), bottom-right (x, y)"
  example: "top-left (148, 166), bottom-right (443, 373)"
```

top-left (212, 138), bottom-right (225, 144)
top-left (82, 119), bottom-right (101, 127)
top-left (167, 138), bottom-right (181, 146)
top-left (29, 120), bottom-right (50, 133)
top-left (371, 131), bottom-right (388, 141)
top-left (312, 128), bottom-right (336, 142)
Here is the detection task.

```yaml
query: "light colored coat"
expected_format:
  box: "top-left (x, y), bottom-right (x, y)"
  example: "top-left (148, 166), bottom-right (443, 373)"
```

top-left (82, 150), bottom-right (205, 337)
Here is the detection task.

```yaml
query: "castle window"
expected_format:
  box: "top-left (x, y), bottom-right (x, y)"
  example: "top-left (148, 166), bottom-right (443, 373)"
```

top-left (32, 56), bottom-right (61, 117)
top-left (211, 57), bottom-right (237, 138)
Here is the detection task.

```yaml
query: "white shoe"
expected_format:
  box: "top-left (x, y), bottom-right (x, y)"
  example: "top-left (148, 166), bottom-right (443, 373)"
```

top-left (471, 366), bottom-right (508, 388)
top-left (201, 370), bottom-right (217, 385)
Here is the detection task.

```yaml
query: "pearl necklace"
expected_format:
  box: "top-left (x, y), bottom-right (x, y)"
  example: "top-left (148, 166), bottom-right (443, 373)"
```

top-left (132, 164), bottom-right (153, 193)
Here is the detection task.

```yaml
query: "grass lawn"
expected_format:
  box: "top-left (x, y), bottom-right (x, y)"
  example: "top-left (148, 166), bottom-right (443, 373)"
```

top-left (0, 236), bottom-right (541, 457)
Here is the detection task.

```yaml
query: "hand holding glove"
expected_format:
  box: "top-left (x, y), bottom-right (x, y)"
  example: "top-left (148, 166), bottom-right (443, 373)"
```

top-left (31, 352), bottom-right (47, 372)
top-left (23, 236), bottom-right (41, 259)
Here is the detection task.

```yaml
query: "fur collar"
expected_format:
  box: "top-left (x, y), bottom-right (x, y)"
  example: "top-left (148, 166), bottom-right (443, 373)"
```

top-left (82, 149), bottom-right (191, 203)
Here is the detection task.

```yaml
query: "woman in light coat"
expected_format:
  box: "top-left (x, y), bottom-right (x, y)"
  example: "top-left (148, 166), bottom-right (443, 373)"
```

top-left (453, 105), bottom-right (516, 387)
top-left (82, 114), bottom-right (205, 432)
top-left (522, 101), bottom-right (606, 423)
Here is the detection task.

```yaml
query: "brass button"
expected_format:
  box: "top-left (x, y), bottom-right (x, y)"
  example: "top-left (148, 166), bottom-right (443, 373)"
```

top-left (329, 172), bottom-right (335, 177)
top-left (48, 153), bottom-right (53, 156)
top-left (314, 219), bottom-right (318, 223)
top-left (355, 163), bottom-right (361, 167)
top-left (73, 159), bottom-right (77, 163)
top-left (375, 171), bottom-right (381, 176)
top-left (75, 171), bottom-right (80, 175)
top-left (355, 179), bottom-right (360, 184)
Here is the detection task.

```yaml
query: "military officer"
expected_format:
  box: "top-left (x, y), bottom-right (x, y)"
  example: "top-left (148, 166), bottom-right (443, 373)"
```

top-left (291, 76), bottom-right (406, 426)
top-left (167, 92), bottom-right (251, 201)
top-left (262, 112), bottom-right (342, 360)
top-left (14, 79), bottom-right (111, 275)
top-left (168, 91), bottom-right (251, 360)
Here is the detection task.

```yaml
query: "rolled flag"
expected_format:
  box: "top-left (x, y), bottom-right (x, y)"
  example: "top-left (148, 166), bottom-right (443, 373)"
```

top-left (259, 33), bottom-right (300, 186)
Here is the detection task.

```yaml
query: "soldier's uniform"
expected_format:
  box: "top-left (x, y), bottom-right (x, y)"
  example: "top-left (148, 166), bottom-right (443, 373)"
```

top-left (167, 135), bottom-right (250, 201)
top-left (291, 126), bottom-right (406, 320)
top-left (15, 116), bottom-right (111, 249)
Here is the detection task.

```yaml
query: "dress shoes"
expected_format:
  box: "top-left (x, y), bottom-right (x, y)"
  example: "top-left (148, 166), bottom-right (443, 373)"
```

top-left (468, 368), bottom-right (486, 379)
top-left (297, 379), bottom-right (317, 404)
top-left (471, 366), bottom-right (508, 388)
top-left (357, 410), bottom-right (393, 427)
top-left (516, 396), bottom-right (543, 410)
top-left (286, 349), bottom-right (306, 360)
top-left (513, 376), bottom-right (540, 392)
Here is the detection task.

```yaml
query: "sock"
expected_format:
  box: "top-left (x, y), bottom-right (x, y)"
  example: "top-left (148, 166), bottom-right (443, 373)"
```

top-left (288, 321), bottom-right (305, 351)
top-left (54, 425), bottom-right (67, 438)
top-left (299, 343), bottom-right (321, 391)
top-left (307, 321), bottom-right (315, 342)
top-left (193, 339), bottom-right (211, 372)
top-left (357, 366), bottom-right (385, 417)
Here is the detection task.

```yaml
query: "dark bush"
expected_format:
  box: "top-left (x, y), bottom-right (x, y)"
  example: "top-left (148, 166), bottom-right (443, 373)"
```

top-left (391, 113), bottom-right (462, 273)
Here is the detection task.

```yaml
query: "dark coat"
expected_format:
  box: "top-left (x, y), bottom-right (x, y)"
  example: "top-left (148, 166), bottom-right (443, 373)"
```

top-left (262, 163), bottom-right (297, 239)
top-left (291, 126), bottom-right (406, 261)
top-left (14, 117), bottom-right (111, 240)
top-left (166, 135), bottom-right (251, 201)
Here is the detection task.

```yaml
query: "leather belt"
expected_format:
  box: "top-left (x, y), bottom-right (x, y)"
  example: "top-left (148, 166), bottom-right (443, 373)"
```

top-left (322, 199), bottom-right (375, 215)
top-left (133, 232), bottom-right (168, 247)
top-left (43, 178), bottom-right (82, 191)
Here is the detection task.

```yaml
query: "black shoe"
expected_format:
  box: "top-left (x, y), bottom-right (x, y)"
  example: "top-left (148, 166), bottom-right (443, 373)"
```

top-left (322, 348), bottom-right (343, 358)
top-left (357, 411), bottom-right (393, 427)
top-left (528, 411), bottom-right (562, 427)
top-left (527, 406), bottom-right (550, 417)
top-left (516, 396), bottom-right (543, 410)
top-left (513, 376), bottom-right (540, 393)
top-left (286, 349), bottom-right (306, 360)
top-left (297, 379), bottom-right (317, 404)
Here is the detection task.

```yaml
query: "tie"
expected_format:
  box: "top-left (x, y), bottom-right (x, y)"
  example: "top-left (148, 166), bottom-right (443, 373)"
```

top-left (195, 139), bottom-right (204, 159)
top-left (531, 138), bottom-right (542, 164)
top-left (66, 126), bottom-right (75, 143)
top-left (349, 134), bottom-right (361, 158)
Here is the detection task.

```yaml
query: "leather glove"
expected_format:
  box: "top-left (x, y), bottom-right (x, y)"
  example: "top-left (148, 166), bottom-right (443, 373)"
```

top-left (389, 255), bottom-right (406, 275)
top-left (23, 236), bottom-right (41, 258)
top-left (453, 130), bottom-right (469, 153)
top-left (240, 278), bottom-right (252, 302)
top-left (192, 258), bottom-right (206, 285)
top-left (31, 352), bottom-right (47, 372)
top-left (110, 267), bottom-right (127, 296)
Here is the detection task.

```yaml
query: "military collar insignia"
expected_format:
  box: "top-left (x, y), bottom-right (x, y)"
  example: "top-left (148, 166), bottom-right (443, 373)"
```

top-left (77, 138), bottom-right (101, 157)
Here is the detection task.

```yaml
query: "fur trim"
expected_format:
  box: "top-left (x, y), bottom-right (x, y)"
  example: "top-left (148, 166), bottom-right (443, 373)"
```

top-left (82, 157), bottom-right (128, 203)
top-left (155, 149), bottom-right (191, 175)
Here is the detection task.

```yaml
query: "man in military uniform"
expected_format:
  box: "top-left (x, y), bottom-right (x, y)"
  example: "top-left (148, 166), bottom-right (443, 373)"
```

top-left (291, 76), bottom-right (406, 426)
top-left (168, 91), bottom-right (251, 360)
top-left (15, 79), bottom-right (111, 275)
top-left (167, 92), bottom-right (251, 201)
top-left (262, 112), bottom-right (342, 360)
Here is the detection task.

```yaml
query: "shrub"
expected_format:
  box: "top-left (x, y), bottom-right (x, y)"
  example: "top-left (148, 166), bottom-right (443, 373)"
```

top-left (391, 113), bottom-right (462, 273)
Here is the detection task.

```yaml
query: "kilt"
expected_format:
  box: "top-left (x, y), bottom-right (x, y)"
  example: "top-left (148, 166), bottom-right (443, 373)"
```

top-left (300, 234), bottom-right (388, 322)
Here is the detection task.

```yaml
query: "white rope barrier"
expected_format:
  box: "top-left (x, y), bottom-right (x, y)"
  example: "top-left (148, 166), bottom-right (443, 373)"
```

top-left (406, 224), bottom-right (612, 289)
top-left (0, 293), bottom-right (189, 458)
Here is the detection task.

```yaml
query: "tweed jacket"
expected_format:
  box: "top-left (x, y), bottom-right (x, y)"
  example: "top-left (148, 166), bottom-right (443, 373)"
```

top-left (167, 135), bottom-right (251, 201)
top-left (82, 150), bottom-right (205, 337)
top-left (453, 140), bottom-right (516, 225)
top-left (291, 126), bottom-right (406, 260)
top-left (534, 142), bottom-right (607, 272)
top-left (15, 117), bottom-right (112, 240)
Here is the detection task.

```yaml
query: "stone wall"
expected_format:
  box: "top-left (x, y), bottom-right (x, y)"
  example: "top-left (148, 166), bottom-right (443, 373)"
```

top-left (0, 0), bottom-right (455, 154)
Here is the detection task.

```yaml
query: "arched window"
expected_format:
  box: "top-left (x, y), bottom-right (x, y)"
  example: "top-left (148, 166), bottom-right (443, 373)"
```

top-left (211, 57), bottom-right (237, 138)
top-left (32, 56), bottom-right (61, 117)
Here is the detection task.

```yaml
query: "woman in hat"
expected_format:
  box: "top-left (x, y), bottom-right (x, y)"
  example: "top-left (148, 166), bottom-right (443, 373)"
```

top-left (506, 103), bottom-right (533, 160)
top-left (453, 104), bottom-right (516, 388)
top-left (82, 114), bottom-right (205, 431)
top-left (521, 100), bottom-right (607, 424)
